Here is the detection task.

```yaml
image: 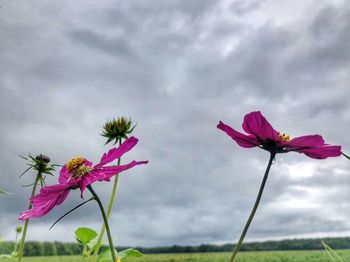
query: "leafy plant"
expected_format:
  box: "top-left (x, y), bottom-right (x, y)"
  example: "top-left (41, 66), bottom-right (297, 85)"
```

top-left (75, 227), bottom-right (97, 257)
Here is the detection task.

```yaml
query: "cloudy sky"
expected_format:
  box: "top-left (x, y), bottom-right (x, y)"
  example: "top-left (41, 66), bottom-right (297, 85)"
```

top-left (1, 0), bottom-right (350, 247)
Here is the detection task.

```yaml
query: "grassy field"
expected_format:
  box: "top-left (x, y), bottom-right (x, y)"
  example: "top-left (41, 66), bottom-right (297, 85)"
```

top-left (1, 250), bottom-right (349, 262)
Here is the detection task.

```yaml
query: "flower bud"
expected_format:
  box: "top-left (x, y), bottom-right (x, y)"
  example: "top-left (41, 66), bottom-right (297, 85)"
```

top-left (16, 225), bottom-right (22, 234)
top-left (102, 117), bottom-right (136, 145)
top-left (35, 154), bottom-right (50, 163)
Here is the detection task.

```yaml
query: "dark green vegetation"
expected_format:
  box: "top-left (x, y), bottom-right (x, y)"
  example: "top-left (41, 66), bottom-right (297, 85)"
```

top-left (0, 250), bottom-right (350, 262)
top-left (1, 237), bottom-right (350, 257)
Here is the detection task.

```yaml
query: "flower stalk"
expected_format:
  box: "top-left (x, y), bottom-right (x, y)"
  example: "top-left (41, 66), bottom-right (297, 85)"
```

top-left (229, 152), bottom-right (275, 262)
top-left (13, 226), bottom-right (22, 256)
top-left (93, 138), bottom-right (122, 259)
top-left (17, 172), bottom-right (41, 262)
top-left (87, 185), bottom-right (116, 262)
top-left (218, 111), bottom-right (341, 262)
top-left (17, 154), bottom-right (55, 261)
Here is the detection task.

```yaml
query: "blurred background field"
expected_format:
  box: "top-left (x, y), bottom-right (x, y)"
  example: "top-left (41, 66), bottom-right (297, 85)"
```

top-left (1, 250), bottom-right (350, 262)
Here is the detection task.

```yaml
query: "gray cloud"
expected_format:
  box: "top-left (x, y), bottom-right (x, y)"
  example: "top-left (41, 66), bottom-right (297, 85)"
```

top-left (0, 0), bottom-right (349, 247)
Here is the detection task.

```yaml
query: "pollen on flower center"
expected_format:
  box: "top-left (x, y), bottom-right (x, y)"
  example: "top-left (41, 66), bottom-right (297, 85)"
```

top-left (279, 132), bottom-right (291, 142)
top-left (66, 157), bottom-right (92, 178)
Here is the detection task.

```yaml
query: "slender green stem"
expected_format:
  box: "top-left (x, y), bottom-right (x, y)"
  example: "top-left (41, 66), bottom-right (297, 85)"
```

top-left (18, 173), bottom-right (41, 262)
top-left (14, 232), bottom-right (19, 253)
top-left (93, 138), bottom-right (122, 260)
top-left (87, 185), bottom-right (116, 262)
top-left (82, 244), bottom-right (87, 258)
top-left (229, 152), bottom-right (275, 262)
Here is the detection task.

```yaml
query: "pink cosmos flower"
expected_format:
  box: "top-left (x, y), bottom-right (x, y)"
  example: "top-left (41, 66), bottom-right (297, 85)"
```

top-left (217, 111), bottom-right (341, 159)
top-left (19, 136), bottom-right (148, 220)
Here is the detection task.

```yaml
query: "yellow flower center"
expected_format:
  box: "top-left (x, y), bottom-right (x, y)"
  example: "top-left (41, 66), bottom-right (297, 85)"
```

top-left (66, 157), bottom-right (92, 178)
top-left (279, 132), bottom-right (291, 142)
top-left (116, 259), bottom-right (122, 262)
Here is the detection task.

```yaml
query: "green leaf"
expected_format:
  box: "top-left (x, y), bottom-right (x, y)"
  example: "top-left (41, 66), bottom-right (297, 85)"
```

top-left (0, 190), bottom-right (12, 195)
top-left (98, 247), bottom-right (143, 261)
top-left (322, 241), bottom-right (345, 262)
top-left (97, 248), bottom-right (117, 262)
top-left (75, 227), bottom-right (97, 245)
top-left (117, 248), bottom-right (143, 259)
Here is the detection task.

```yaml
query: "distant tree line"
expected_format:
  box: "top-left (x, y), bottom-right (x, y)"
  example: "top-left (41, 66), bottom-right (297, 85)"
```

top-left (135, 237), bottom-right (350, 254)
top-left (0, 241), bottom-right (82, 256)
top-left (1, 237), bottom-right (350, 256)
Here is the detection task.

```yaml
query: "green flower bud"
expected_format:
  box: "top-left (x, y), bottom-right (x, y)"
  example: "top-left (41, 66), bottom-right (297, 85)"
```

top-left (19, 154), bottom-right (57, 182)
top-left (16, 226), bottom-right (22, 234)
top-left (102, 117), bottom-right (136, 145)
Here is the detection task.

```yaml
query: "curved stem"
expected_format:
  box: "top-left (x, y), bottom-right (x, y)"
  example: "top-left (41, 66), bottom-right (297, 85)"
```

top-left (49, 198), bottom-right (94, 230)
top-left (93, 138), bottom-right (122, 260)
top-left (229, 152), bottom-right (275, 262)
top-left (342, 152), bottom-right (350, 160)
top-left (18, 173), bottom-right (41, 262)
top-left (87, 185), bottom-right (116, 262)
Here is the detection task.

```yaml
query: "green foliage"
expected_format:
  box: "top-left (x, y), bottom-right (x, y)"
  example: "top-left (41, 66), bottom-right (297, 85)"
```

top-left (322, 241), bottom-right (345, 262)
top-left (0, 254), bottom-right (12, 259)
top-left (97, 248), bottom-right (117, 262)
top-left (2, 251), bottom-right (350, 261)
top-left (75, 228), bottom-right (97, 246)
top-left (118, 248), bottom-right (143, 259)
top-left (98, 248), bottom-right (143, 261)
top-left (1, 237), bottom-right (350, 258)
top-left (0, 242), bottom-right (15, 254)
top-left (74, 227), bottom-right (97, 257)
top-left (42, 242), bottom-right (57, 256)
top-left (23, 242), bottom-right (44, 257)
top-left (54, 242), bottom-right (74, 256)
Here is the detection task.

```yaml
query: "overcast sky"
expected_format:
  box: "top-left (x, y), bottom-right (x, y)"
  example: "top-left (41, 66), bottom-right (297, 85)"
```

top-left (1, 0), bottom-right (350, 247)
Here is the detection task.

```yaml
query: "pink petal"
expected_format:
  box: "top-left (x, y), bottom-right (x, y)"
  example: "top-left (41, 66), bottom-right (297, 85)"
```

top-left (80, 160), bottom-right (149, 194)
top-left (19, 182), bottom-right (74, 221)
top-left (296, 145), bottom-right (342, 159)
top-left (242, 111), bottom-right (280, 142)
top-left (59, 165), bottom-right (70, 184)
top-left (19, 199), bottom-right (60, 221)
top-left (217, 121), bottom-right (260, 148)
top-left (287, 135), bottom-right (325, 148)
top-left (96, 137), bottom-right (139, 168)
